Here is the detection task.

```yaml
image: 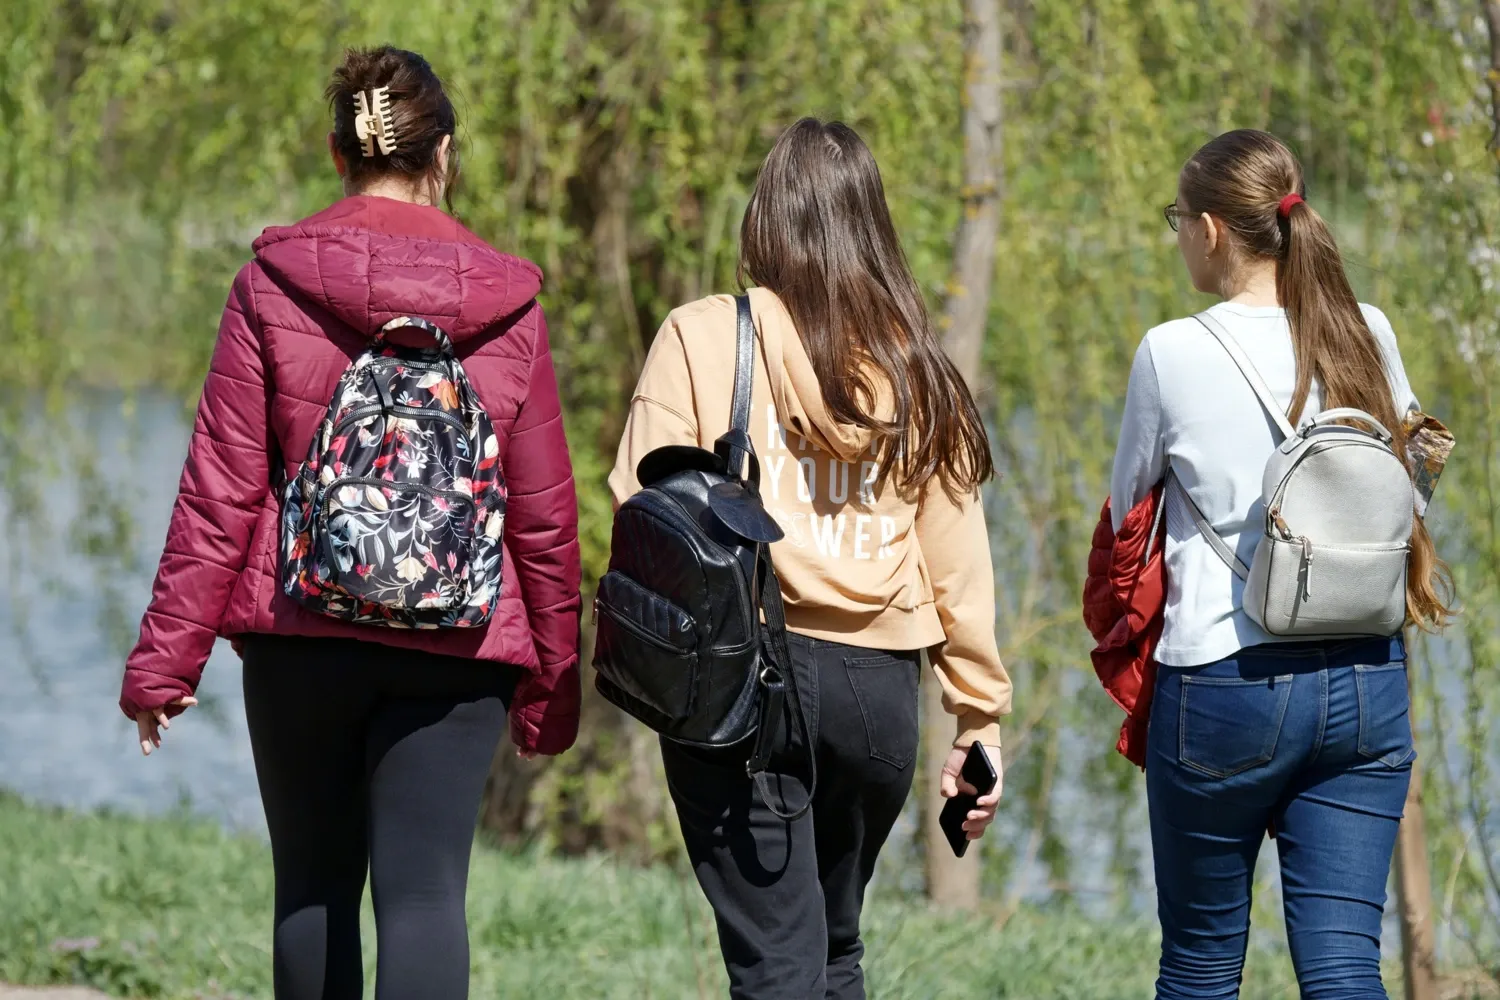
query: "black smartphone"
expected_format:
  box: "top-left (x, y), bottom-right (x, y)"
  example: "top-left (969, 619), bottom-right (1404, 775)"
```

top-left (938, 743), bottom-right (999, 858)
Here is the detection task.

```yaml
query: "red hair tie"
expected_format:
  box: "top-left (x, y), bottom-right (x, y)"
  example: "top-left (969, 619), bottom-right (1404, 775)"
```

top-left (1278, 193), bottom-right (1305, 218)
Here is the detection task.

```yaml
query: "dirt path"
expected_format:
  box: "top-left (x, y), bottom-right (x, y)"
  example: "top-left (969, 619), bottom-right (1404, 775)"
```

top-left (0, 988), bottom-right (113, 999)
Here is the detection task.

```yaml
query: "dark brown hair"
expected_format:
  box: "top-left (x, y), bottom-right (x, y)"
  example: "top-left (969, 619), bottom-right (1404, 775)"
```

top-left (326, 46), bottom-right (458, 209)
top-left (739, 118), bottom-right (993, 502)
top-left (1180, 128), bottom-right (1452, 629)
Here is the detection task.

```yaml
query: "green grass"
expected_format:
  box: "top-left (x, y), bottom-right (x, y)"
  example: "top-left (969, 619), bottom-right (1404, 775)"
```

top-left (0, 791), bottom-right (1395, 999)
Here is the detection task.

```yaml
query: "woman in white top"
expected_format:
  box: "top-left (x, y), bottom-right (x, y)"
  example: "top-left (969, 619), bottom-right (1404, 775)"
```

top-left (1111, 129), bottom-right (1451, 1000)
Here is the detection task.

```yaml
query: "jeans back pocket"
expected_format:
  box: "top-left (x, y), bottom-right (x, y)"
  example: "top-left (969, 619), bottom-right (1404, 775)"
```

top-left (845, 654), bottom-right (920, 769)
top-left (1178, 673), bottom-right (1294, 778)
top-left (1355, 663), bottom-right (1416, 769)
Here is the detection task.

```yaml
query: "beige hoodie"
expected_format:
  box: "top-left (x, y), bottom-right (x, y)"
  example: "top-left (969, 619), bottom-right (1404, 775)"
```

top-left (608, 288), bottom-right (1011, 747)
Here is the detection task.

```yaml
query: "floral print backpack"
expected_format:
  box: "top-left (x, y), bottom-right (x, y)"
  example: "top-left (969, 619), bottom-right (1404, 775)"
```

top-left (280, 316), bottom-right (506, 628)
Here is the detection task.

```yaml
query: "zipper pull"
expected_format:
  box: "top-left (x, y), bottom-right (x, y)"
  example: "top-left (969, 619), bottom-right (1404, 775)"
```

top-left (1271, 507), bottom-right (1293, 540)
top-left (373, 372), bottom-right (396, 412)
top-left (1299, 536), bottom-right (1313, 601)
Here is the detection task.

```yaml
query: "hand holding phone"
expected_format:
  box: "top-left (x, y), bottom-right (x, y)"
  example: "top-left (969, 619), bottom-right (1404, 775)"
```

top-left (938, 743), bottom-right (1002, 858)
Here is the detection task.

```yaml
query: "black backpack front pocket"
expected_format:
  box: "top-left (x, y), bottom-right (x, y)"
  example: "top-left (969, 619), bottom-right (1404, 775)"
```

top-left (594, 570), bottom-right (700, 722)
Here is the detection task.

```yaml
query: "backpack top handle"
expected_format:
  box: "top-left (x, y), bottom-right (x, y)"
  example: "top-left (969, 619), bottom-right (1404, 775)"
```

top-left (372, 315), bottom-right (456, 355)
top-left (1300, 407), bottom-right (1394, 444)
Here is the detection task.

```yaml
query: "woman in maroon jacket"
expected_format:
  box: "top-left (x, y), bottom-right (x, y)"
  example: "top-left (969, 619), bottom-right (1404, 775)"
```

top-left (118, 47), bottom-right (582, 999)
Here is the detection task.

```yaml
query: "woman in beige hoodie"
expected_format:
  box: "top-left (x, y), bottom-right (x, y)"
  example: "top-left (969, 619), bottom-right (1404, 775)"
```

top-left (609, 118), bottom-right (1010, 998)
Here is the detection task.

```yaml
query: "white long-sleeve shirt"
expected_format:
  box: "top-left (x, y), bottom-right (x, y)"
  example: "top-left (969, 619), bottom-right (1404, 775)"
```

top-left (1109, 301), bottom-right (1418, 666)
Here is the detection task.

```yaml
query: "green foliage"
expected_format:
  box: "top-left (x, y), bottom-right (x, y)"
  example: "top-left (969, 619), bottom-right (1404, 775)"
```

top-left (0, 792), bottom-right (1339, 999)
top-left (5, 0), bottom-right (1500, 978)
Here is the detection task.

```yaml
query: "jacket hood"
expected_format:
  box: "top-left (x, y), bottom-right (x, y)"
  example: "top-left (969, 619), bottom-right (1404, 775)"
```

top-left (252, 195), bottom-right (542, 342)
top-left (749, 287), bottom-right (886, 465)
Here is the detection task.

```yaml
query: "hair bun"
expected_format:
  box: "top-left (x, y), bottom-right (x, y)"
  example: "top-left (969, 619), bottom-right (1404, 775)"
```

top-left (326, 46), bottom-right (458, 190)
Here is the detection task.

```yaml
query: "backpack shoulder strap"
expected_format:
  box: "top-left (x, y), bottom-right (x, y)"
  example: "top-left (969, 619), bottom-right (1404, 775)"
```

top-left (746, 545), bottom-right (818, 822)
top-left (731, 294), bottom-right (815, 821)
top-left (1193, 311), bottom-right (1297, 440)
top-left (731, 295), bottom-right (756, 435)
top-left (1169, 470), bottom-right (1249, 580)
top-left (715, 295), bottom-right (758, 480)
top-left (1180, 311), bottom-right (1290, 578)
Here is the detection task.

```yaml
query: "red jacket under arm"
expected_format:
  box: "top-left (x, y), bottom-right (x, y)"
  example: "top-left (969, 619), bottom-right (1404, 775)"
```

top-left (1082, 485), bottom-right (1165, 767)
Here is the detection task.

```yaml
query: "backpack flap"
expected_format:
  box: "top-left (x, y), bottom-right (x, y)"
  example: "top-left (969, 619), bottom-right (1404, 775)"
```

top-left (636, 445), bottom-right (726, 488)
top-left (707, 480), bottom-right (784, 544)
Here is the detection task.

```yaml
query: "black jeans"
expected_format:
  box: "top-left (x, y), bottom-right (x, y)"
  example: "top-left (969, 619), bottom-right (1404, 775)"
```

top-left (661, 634), bottom-right (921, 1000)
top-left (241, 635), bottom-right (522, 1000)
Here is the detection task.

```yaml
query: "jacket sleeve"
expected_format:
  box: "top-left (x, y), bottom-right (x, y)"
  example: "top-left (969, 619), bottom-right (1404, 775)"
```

top-left (119, 266), bottom-right (270, 719)
top-left (914, 483), bottom-right (1012, 748)
top-left (503, 307), bottom-right (583, 756)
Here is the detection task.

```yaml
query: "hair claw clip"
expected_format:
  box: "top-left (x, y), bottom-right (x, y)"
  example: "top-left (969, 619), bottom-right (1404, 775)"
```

top-left (354, 86), bottom-right (398, 156)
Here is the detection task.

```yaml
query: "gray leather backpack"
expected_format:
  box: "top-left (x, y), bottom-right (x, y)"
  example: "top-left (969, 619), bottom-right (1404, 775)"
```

top-left (1174, 311), bottom-right (1414, 637)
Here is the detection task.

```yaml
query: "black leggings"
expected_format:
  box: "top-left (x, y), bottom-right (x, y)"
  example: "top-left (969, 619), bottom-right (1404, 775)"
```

top-left (242, 635), bottom-right (521, 1000)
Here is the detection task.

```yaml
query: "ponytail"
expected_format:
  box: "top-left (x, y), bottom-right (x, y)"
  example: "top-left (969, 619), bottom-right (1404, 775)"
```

top-left (1182, 129), bottom-right (1454, 630)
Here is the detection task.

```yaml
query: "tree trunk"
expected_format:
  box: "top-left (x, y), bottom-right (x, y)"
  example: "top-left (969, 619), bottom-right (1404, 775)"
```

top-left (925, 0), bottom-right (1004, 911)
top-left (1394, 757), bottom-right (1438, 1000)
top-left (938, 0), bottom-right (1006, 381)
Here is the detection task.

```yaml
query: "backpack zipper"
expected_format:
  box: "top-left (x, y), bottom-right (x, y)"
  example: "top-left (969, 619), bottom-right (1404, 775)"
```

top-left (1265, 438), bottom-right (1399, 520)
top-left (1299, 535), bottom-right (1313, 601)
top-left (320, 476), bottom-right (475, 520)
top-left (1268, 505), bottom-right (1314, 602)
top-left (595, 597), bottom-right (696, 654)
top-left (366, 356), bottom-right (450, 372)
top-left (333, 403), bottom-right (468, 439)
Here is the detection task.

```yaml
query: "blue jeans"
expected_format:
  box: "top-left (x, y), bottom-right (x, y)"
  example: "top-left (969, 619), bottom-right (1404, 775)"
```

top-left (1147, 636), bottom-right (1413, 1000)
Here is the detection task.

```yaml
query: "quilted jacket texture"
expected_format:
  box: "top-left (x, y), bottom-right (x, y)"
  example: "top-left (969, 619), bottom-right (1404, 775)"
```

top-left (119, 196), bottom-right (583, 755)
top-left (1082, 486), bottom-right (1165, 767)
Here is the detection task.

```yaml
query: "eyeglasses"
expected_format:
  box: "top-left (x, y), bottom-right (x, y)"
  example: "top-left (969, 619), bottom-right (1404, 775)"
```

top-left (1163, 203), bottom-right (1184, 232)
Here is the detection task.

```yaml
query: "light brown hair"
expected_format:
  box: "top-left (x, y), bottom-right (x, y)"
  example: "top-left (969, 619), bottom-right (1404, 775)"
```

top-left (1181, 128), bottom-right (1452, 629)
top-left (327, 46), bottom-right (459, 210)
top-left (739, 118), bottom-right (994, 502)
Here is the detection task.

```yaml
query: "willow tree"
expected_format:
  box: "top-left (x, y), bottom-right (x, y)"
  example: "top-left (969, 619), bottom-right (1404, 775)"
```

top-left (6, 3), bottom-right (1500, 986)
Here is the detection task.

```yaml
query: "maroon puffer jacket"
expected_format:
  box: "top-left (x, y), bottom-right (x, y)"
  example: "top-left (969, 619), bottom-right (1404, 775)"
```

top-left (119, 196), bottom-right (582, 755)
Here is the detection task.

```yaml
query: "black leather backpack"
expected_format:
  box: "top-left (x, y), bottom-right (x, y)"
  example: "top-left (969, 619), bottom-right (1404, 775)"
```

top-left (593, 295), bottom-right (814, 818)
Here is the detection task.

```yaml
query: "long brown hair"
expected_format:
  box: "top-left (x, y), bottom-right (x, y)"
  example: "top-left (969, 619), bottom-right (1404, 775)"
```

top-left (739, 118), bottom-right (993, 502)
top-left (327, 46), bottom-right (460, 211)
top-left (1180, 129), bottom-right (1452, 630)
